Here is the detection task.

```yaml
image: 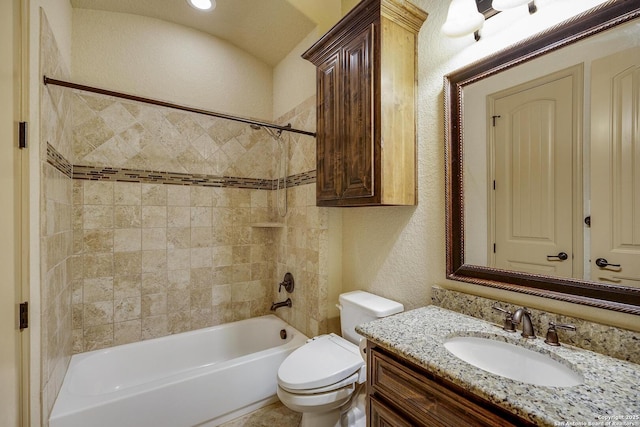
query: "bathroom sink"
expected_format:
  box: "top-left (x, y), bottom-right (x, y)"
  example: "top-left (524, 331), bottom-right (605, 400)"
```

top-left (444, 336), bottom-right (583, 387)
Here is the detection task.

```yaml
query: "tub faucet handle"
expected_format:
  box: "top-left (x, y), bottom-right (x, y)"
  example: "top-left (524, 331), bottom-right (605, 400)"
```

top-left (279, 272), bottom-right (295, 293)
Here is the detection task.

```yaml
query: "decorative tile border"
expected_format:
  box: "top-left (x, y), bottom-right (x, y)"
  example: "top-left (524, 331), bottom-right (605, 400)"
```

top-left (46, 142), bottom-right (72, 178)
top-left (46, 146), bottom-right (316, 190)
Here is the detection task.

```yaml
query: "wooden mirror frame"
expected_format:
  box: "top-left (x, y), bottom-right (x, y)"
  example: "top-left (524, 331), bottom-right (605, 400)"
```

top-left (445, 0), bottom-right (640, 315)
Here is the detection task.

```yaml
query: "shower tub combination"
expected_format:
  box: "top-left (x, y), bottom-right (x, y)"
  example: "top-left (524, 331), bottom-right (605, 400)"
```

top-left (50, 315), bottom-right (307, 427)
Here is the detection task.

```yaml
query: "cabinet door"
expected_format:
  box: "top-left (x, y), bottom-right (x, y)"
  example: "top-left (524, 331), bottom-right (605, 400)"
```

top-left (370, 396), bottom-right (415, 427)
top-left (316, 51), bottom-right (343, 202)
top-left (341, 23), bottom-right (376, 201)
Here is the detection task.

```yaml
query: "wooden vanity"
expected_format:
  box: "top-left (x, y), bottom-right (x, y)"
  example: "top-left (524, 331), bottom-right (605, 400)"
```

top-left (367, 344), bottom-right (532, 426)
top-left (356, 306), bottom-right (640, 427)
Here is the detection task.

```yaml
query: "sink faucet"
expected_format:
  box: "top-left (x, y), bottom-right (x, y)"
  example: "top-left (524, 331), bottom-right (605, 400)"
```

top-left (511, 307), bottom-right (535, 339)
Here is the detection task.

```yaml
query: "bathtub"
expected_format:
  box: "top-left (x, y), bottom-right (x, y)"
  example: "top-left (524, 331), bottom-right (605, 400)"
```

top-left (49, 315), bottom-right (308, 427)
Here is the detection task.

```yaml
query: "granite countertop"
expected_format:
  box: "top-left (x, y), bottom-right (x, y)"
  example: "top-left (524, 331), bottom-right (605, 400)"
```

top-left (356, 306), bottom-right (640, 426)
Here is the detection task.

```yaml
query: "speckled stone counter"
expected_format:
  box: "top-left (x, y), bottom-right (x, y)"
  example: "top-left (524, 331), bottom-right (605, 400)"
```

top-left (356, 306), bottom-right (640, 426)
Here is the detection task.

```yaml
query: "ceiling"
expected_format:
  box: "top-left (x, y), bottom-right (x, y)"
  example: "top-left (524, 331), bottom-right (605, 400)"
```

top-left (69, 0), bottom-right (319, 66)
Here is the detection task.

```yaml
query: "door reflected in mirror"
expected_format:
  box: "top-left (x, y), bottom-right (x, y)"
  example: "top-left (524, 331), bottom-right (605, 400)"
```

top-left (445, 0), bottom-right (640, 314)
top-left (463, 25), bottom-right (640, 287)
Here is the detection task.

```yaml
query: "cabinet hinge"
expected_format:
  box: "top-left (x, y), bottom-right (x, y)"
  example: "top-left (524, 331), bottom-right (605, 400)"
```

top-left (493, 180), bottom-right (496, 190)
top-left (493, 243), bottom-right (496, 253)
top-left (19, 302), bottom-right (28, 330)
top-left (19, 122), bottom-right (28, 149)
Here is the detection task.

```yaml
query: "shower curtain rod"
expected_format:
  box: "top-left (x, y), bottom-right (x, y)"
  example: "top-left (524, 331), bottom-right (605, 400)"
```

top-left (43, 76), bottom-right (316, 137)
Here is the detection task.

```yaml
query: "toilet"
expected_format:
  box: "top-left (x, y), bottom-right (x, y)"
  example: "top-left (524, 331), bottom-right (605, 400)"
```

top-left (277, 291), bottom-right (403, 427)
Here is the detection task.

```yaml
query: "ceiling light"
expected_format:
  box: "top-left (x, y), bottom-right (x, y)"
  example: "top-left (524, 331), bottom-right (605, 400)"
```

top-left (187, 0), bottom-right (215, 11)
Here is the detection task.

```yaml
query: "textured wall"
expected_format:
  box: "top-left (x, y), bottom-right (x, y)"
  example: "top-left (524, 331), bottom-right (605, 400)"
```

top-left (72, 9), bottom-right (274, 121)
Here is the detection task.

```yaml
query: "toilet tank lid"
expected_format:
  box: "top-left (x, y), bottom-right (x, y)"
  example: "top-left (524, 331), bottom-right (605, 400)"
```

top-left (339, 291), bottom-right (404, 317)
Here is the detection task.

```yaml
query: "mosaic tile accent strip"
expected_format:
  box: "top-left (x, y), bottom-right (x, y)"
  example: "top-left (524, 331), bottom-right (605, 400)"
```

top-left (72, 164), bottom-right (316, 190)
top-left (47, 142), bottom-right (72, 178)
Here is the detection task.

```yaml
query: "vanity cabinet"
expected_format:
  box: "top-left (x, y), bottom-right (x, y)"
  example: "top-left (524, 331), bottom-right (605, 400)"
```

top-left (367, 344), bottom-right (533, 427)
top-left (302, 0), bottom-right (426, 206)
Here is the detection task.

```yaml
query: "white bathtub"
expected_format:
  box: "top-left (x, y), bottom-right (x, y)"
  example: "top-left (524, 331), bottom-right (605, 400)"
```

top-left (50, 315), bottom-right (307, 427)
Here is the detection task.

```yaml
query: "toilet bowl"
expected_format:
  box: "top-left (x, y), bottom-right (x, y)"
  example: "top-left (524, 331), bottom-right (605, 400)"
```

top-left (276, 291), bottom-right (403, 427)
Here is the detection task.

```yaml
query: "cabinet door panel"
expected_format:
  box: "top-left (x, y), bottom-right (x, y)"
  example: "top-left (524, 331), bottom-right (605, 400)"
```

top-left (316, 52), bottom-right (342, 202)
top-left (370, 396), bottom-right (415, 427)
top-left (370, 349), bottom-right (521, 427)
top-left (341, 24), bottom-right (375, 200)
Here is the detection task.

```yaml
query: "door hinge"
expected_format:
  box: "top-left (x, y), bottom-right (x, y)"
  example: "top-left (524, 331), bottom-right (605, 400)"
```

top-left (493, 243), bottom-right (496, 253)
top-left (19, 301), bottom-right (28, 330)
top-left (493, 180), bottom-right (496, 190)
top-left (19, 122), bottom-right (28, 149)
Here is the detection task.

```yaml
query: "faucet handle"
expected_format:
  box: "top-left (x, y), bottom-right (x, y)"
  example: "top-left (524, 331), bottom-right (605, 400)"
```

top-left (492, 305), bottom-right (516, 332)
top-left (544, 321), bottom-right (576, 346)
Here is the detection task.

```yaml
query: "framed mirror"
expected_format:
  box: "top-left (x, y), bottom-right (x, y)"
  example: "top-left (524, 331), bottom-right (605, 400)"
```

top-left (445, 0), bottom-right (640, 315)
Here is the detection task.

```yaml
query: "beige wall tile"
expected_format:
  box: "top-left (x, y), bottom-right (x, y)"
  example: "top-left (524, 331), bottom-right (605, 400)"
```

top-left (114, 182), bottom-right (141, 205)
top-left (83, 277), bottom-right (113, 303)
top-left (142, 228), bottom-right (166, 250)
top-left (114, 206), bottom-right (141, 228)
top-left (114, 251), bottom-right (141, 276)
top-left (142, 249), bottom-right (167, 272)
top-left (142, 184), bottom-right (167, 205)
top-left (142, 206), bottom-right (167, 228)
top-left (114, 320), bottom-right (141, 345)
top-left (83, 181), bottom-right (114, 205)
top-left (167, 227), bottom-right (190, 249)
top-left (167, 206), bottom-right (190, 228)
top-left (83, 205), bottom-right (113, 229)
top-left (167, 185), bottom-right (190, 206)
top-left (114, 228), bottom-right (142, 252)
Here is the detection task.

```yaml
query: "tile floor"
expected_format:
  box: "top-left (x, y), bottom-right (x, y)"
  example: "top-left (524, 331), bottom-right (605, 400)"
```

top-left (219, 402), bottom-right (301, 427)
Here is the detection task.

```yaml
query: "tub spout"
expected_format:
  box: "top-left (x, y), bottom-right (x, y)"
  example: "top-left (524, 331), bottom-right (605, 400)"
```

top-left (270, 298), bottom-right (292, 311)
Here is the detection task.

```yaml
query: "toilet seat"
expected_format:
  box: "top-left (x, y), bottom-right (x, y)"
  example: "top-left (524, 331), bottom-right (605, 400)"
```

top-left (277, 334), bottom-right (365, 392)
top-left (279, 371), bottom-right (360, 395)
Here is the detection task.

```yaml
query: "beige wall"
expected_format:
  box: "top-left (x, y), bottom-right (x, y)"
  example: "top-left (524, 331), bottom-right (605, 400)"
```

top-left (273, 29), bottom-right (320, 120)
top-left (341, 0), bottom-right (640, 332)
top-left (72, 9), bottom-right (274, 121)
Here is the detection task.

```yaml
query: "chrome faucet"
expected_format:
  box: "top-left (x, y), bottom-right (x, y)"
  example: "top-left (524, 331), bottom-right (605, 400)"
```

top-left (511, 307), bottom-right (535, 339)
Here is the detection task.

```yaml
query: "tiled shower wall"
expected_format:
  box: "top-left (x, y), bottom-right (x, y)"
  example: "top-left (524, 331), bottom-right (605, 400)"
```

top-left (270, 98), bottom-right (333, 337)
top-left (69, 91), bottom-right (325, 351)
top-left (40, 11), bottom-right (74, 425)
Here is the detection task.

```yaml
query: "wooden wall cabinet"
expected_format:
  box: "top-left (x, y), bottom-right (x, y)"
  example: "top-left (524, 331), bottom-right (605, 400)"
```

top-left (367, 344), bottom-right (533, 427)
top-left (302, 0), bottom-right (426, 206)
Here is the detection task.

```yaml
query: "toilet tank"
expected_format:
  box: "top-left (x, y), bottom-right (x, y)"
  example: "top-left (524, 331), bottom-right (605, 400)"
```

top-left (338, 291), bottom-right (404, 344)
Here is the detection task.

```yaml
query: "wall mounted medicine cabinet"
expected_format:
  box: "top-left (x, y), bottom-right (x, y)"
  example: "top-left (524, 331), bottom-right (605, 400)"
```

top-left (302, 0), bottom-right (426, 207)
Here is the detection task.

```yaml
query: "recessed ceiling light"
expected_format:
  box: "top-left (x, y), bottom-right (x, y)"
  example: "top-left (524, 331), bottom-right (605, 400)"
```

top-left (187, 0), bottom-right (215, 11)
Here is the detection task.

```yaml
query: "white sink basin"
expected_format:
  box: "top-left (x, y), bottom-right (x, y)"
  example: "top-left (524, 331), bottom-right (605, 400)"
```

top-left (444, 336), bottom-right (583, 387)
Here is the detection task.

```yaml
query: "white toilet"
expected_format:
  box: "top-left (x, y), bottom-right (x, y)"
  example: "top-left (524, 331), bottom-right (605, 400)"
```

top-left (277, 291), bottom-right (403, 427)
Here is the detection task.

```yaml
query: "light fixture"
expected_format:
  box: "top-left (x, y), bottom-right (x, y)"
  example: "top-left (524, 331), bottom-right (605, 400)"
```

top-left (492, 0), bottom-right (537, 14)
top-left (187, 0), bottom-right (216, 11)
top-left (442, 0), bottom-right (485, 41)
